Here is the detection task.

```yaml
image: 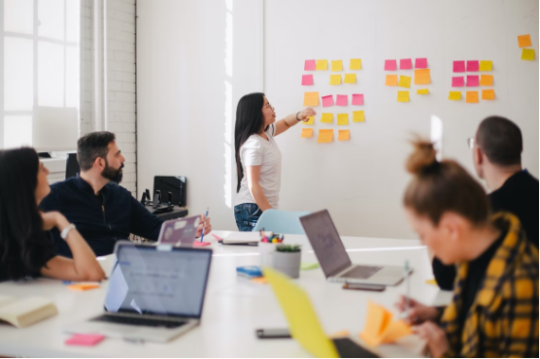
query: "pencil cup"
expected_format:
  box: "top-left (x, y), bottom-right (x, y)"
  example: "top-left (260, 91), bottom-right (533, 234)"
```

top-left (272, 250), bottom-right (301, 279)
top-left (259, 242), bottom-right (276, 268)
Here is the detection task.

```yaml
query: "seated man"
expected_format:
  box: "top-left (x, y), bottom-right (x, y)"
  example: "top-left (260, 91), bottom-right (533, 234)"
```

top-left (40, 131), bottom-right (211, 257)
top-left (433, 116), bottom-right (539, 290)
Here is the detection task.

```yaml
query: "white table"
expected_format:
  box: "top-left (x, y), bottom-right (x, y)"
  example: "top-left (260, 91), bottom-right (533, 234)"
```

top-left (0, 231), bottom-right (452, 357)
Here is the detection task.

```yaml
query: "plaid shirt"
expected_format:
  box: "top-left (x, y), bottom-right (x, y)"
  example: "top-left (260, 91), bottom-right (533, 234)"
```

top-left (439, 212), bottom-right (539, 358)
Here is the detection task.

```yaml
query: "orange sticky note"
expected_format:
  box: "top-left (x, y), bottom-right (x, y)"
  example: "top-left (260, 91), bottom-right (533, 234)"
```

top-left (482, 89), bottom-right (495, 100)
top-left (480, 74), bottom-right (493, 86)
top-left (317, 129), bottom-right (333, 143)
top-left (300, 128), bottom-right (313, 138)
top-left (251, 277), bottom-right (268, 284)
top-left (385, 74), bottom-right (398, 86)
top-left (353, 110), bottom-right (365, 122)
top-left (68, 283), bottom-right (100, 291)
top-left (304, 116), bottom-right (314, 125)
top-left (303, 92), bottom-right (319, 106)
top-left (329, 330), bottom-right (351, 339)
top-left (359, 301), bottom-right (412, 347)
top-left (518, 34), bottom-right (532, 48)
top-left (466, 91), bottom-right (479, 103)
top-left (338, 130), bottom-right (350, 141)
top-left (414, 69), bottom-right (431, 85)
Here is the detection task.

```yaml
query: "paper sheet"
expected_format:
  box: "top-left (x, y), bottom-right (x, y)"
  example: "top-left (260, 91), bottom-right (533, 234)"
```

top-left (303, 92), bottom-right (319, 106)
top-left (352, 94), bottom-right (364, 105)
top-left (453, 60), bottom-right (465, 72)
top-left (466, 91), bottom-right (479, 103)
top-left (338, 130), bottom-right (350, 141)
top-left (398, 75), bottom-right (411, 88)
top-left (336, 94), bottom-right (348, 106)
top-left (304, 59), bottom-right (316, 71)
top-left (359, 301), bottom-right (412, 347)
top-left (385, 74), bottom-right (398, 86)
top-left (466, 60), bottom-right (479, 72)
top-left (353, 110), bottom-right (365, 122)
top-left (316, 59), bottom-right (328, 70)
top-left (321, 113), bottom-right (333, 123)
top-left (330, 74), bottom-right (342, 85)
top-left (481, 89), bottom-right (495, 100)
top-left (479, 60), bottom-right (493, 71)
top-left (399, 58), bottom-right (413, 70)
top-left (337, 113), bottom-right (349, 125)
top-left (300, 128), bottom-right (313, 138)
top-left (350, 58), bottom-right (362, 70)
top-left (322, 95), bottom-right (334, 107)
top-left (466, 75), bottom-right (479, 87)
top-left (518, 34), bottom-right (532, 48)
top-left (479, 74), bottom-right (493, 86)
top-left (344, 73), bottom-right (357, 84)
top-left (301, 74), bottom-right (313, 86)
top-left (384, 59), bottom-right (397, 71)
top-left (448, 91), bottom-right (461, 101)
top-left (317, 129), bottom-right (333, 143)
top-left (415, 58), bottom-right (428, 69)
top-left (397, 91), bottom-right (409, 103)
top-left (331, 60), bottom-right (343, 71)
top-left (414, 69), bottom-right (430, 85)
top-left (452, 76), bottom-right (464, 87)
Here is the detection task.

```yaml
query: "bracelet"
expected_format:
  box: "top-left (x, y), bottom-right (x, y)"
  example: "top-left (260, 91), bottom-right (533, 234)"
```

top-left (60, 224), bottom-right (76, 240)
top-left (296, 111), bottom-right (302, 121)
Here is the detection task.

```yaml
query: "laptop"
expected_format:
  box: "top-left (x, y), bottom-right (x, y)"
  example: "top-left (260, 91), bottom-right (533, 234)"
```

top-left (157, 215), bottom-right (200, 246)
top-left (264, 267), bottom-right (379, 358)
top-left (64, 241), bottom-right (212, 343)
top-left (300, 210), bottom-right (409, 286)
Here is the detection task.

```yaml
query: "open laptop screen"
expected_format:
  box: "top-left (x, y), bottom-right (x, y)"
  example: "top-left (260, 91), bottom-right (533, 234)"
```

top-left (300, 210), bottom-right (352, 277)
top-left (105, 243), bottom-right (212, 319)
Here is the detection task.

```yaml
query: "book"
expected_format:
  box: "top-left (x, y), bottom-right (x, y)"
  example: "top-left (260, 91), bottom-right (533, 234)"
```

top-left (222, 231), bottom-right (273, 245)
top-left (0, 295), bottom-right (58, 328)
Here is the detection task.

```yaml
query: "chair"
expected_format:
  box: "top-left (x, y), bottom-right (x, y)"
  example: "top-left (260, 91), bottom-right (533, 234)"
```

top-left (65, 153), bottom-right (80, 179)
top-left (253, 209), bottom-right (311, 235)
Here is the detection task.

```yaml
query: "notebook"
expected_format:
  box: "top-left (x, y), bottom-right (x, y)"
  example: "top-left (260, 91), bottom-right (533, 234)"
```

top-left (0, 295), bottom-right (58, 328)
top-left (221, 231), bottom-right (273, 245)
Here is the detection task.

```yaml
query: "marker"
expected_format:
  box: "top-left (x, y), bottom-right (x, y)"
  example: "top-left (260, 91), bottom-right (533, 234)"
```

top-left (200, 208), bottom-right (209, 243)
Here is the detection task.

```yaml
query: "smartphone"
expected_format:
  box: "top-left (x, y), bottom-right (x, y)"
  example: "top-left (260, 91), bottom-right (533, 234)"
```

top-left (256, 328), bottom-right (291, 339)
top-left (343, 282), bottom-right (386, 292)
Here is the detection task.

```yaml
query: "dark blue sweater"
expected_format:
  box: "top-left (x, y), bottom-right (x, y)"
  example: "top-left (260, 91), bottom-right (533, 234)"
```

top-left (40, 177), bottom-right (163, 257)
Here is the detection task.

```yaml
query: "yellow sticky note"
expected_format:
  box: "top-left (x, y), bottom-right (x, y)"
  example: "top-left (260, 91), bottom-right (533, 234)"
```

top-left (350, 58), bottom-right (362, 70)
top-left (479, 60), bottom-right (493, 71)
top-left (480, 74), bottom-right (493, 86)
top-left (304, 116), bottom-right (314, 125)
top-left (344, 73), bottom-right (357, 84)
top-left (338, 130), bottom-right (350, 141)
top-left (300, 128), bottom-right (313, 138)
top-left (385, 74), bottom-right (398, 86)
top-left (518, 34), bottom-right (532, 48)
top-left (482, 89), bottom-right (495, 100)
top-left (321, 113), bottom-right (333, 123)
top-left (303, 92), bottom-right (319, 106)
top-left (425, 279), bottom-right (437, 286)
top-left (331, 60), bottom-right (343, 71)
top-left (521, 49), bottom-right (535, 61)
top-left (414, 69), bottom-right (431, 85)
top-left (397, 91), bottom-right (409, 103)
top-left (337, 113), bottom-right (349, 125)
top-left (398, 75), bottom-right (411, 88)
top-left (330, 74), bottom-right (342, 85)
top-left (417, 89), bottom-right (429, 95)
top-left (466, 91), bottom-right (479, 103)
top-left (448, 91), bottom-right (461, 101)
top-left (316, 59), bottom-right (328, 70)
top-left (359, 301), bottom-right (412, 347)
top-left (317, 129), bottom-right (333, 143)
top-left (353, 110), bottom-right (365, 123)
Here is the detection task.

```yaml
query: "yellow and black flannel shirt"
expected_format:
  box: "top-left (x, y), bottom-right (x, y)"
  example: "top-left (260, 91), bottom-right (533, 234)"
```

top-left (438, 212), bottom-right (539, 358)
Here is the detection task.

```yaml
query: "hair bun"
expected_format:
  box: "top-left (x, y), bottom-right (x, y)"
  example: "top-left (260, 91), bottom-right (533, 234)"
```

top-left (406, 139), bottom-right (438, 175)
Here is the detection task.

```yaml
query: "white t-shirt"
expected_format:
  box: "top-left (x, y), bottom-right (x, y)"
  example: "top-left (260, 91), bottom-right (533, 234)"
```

top-left (234, 123), bottom-right (282, 209)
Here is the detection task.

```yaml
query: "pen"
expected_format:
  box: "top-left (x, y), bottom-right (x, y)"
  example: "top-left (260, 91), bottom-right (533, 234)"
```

top-left (200, 208), bottom-right (209, 243)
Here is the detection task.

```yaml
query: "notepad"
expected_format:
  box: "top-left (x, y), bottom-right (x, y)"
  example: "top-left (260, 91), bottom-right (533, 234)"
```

top-left (480, 74), bottom-right (493, 86)
top-left (337, 114), bottom-right (349, 125)
top-left (466, 75), bottom-right (479, 87)
top-left (453, 60), bottom-right (465, 72)
top-left (385, 74), bottom-right (398, 86)
top-left (359, 301), bottom-right (412, 347)
top-left (301, 74), bottom-right (314, 86)
top-left (452, 76), bottom-right (464, 87)
top-left (398, 75), bottom-right (411, 88)
top-left (338, 130), bottom-right (350, 141)
top-left (68, 283), bottom-right (100, 291)
top-left (353, 110), bottom-right (365, 122)
top-left (65, 334), bottom-right (105, 346)
top-left (518, 34), bottom-right (532, 48)
top-left (466, 60), bottom-right (479, 72)
top-left (479, 60), bottom-right (492, 71)
top-left (522, 49), bottom-right (535, 61)
top-left (414, 58), bottom-right (428, 69)
top-left (321, 113), bottom-right (333, 123)
top-left (397, 91), bottom-right (409, 103)
top-left (222, 231), bottom-right (271, 245)
top-left (316, 59), bottom-right (328, 70)
top-left (304, 116), bottom-right (314, 125)
top-left (336, 94), bottom-right (348, 106)
top-left (352, 94), bottom-right (364, 105)
top-left (303, 92), bottom-right (319, 106)
top-left (466, 91), bottom-right (479, 103)
top-left (304, 59), bottom-right (316, 71)
top-left (322, 95), bottom-right (334, 107)
top-left (399, 58), bottom-right (412, 70)
top-left (0, 296), bottom-right (58, 328)
top-left (416, 89), bottom-right (429, 95)
top-left (414, 69), bottom-right (430, 85)
top-left (330, 74), bottom-right (342, 85)
top-left (481, 89), bottom-right (495, 100)
top-left (301, 128), bottom-right (314, 138)
top-left (317, 129), bottom-right (333, 143)
top-left (349, 58), bottom-right (362, 70)
top-left (344, 73), bottom-right (357, 84)
top-left (448, 91), bottom-right (461, 101)
top-left (384, 59), bottom-right (397, 71)
top-left (331, 60), bottom-right (343, 71)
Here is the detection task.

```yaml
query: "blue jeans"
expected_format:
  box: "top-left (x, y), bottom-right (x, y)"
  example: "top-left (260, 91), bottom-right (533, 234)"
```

top-left (234, 203), bottom-right (262, 231)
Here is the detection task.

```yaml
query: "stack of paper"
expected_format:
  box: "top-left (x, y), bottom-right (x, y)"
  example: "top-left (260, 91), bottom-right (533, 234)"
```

top-left (359, 301), bottom-right (412, 347)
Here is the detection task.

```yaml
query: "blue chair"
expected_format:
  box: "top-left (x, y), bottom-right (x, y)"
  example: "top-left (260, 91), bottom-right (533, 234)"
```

top-left (253, 209), bottom-right (311, 235)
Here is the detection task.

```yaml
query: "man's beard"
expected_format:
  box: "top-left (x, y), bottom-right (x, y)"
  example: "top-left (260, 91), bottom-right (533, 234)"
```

top-left (102, 161), bottom-right (124, 183)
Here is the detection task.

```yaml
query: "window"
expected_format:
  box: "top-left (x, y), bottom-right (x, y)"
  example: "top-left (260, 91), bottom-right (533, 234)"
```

top-left (2, 0), bottom-right (80, 149)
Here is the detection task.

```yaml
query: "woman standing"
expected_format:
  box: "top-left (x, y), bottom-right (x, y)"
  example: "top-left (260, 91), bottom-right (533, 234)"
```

top-left (234, 93), bottom-right (315, 231)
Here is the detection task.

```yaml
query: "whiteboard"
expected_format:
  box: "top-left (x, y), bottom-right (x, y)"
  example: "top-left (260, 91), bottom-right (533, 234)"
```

top-left (264, 0), bottom-right (539, 238)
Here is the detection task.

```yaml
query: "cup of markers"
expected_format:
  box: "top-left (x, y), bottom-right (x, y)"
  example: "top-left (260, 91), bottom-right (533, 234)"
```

top-left (259, 230), bottom-right (284, 267)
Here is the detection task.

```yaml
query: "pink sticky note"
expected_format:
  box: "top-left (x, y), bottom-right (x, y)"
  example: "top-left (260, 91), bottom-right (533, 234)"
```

top-left (352, 94), bottom-right (364, 105)
top-left (384, 60), bottom-right (397, 71)
top-left (453, 61), bottom-right (465, 72)
top-left (322, 95), bottom-right (334, 107)
top-left (415, 58), bottom-right (428, 69)
top-left (400, 59), bottom-right (413, 70)
top-left (301, 74), bottom-right (313, 86)
top-left (304, 60), bottom-right (316, 71)
top-left (466, 60), bottom-right (479, 72)
top-left (193, 241), bottom-right (211, 247)
top-left (65, 334), bottom-right (105, 346)
top-left (336, 95), bottom-right (348, 106)
top-left (466, 75), bottom-right (479, 87)
top-left (452, 76), bottom-right (465, 87)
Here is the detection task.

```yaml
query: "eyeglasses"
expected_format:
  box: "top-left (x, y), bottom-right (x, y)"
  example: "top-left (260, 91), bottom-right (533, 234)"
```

top-left (467, 137), bottom-right (475, 149)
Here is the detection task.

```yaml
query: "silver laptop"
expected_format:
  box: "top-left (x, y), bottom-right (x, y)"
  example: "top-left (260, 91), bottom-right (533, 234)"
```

top-left (300, 210), bottom-right (409, 286)
top-left (64, 241), bottom-right (212, 343)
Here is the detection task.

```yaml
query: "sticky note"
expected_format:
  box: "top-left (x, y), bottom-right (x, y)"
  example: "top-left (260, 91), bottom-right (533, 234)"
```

top-left (466, 75), bottom-right (479, 87)
top-left (482, 89), bottom-right (495, 100)
top-left (385, 74), bottom-right (398, 86)
top-left (336, 94), bottom-right (348, 106)
top-left (301, 74), bottom-right (313, 86)
top-left (399, 58), bottom-right (413, 70)
top-left (337, 113), bottom-right (349, 125)
top-left (522, 49), bottom-right (535, 61)
top-left (425, 279), bottom-right (437, 286)
top-left (359, 301), bottom-right (412, 347)
top-left (448, 91), bottom-right (461, 101)
top-left (453, 60), bottom-right (465, 72)
top-left (329, 330), bottom-right (350, 339)
top-left (398, 75), bottom-right (411, 88)
top-left (338, 130), bottom-right (350, 141)
top-left (466, 60), bottom-right (479, 72)
top-left (65, 333), bottom-right (105, 346)
top-left (415, 58), bottom-right (428, 69)
top-left (300, 128), bottom-right (313, 138)
top-left (352, 94), bottom-right (364, 105)
top-left (300, 262), bottom-right (319, 270)
top-left (330, 74), bottom-right (342, 85)
top-left (251, 277), bottom-right (268, 284)
top-left (68, 283), bottom-right (100, 291)
top-left (316, 59), bottom-right (328, 70)
top-left (344, 73), bottom-right (357, 84)
top-left (414, 69), bottom-right (430, 85)
top-left (397, 91), bottom-right (409, 103)
top-left (304, 116), bottom-right (314, 125)
top-left (331, 60), bottom-right (343, 71)
top-left (304, 59), bottom-right (316, 71)
top-left (384, 59), bottom-right (397, 71)
top-left (480, 74), bottom-right (493, 86)
top-left (353, 110), bottom-right (365, 122)
top-left (479, 60), bottom-right (493, 71)
top-left (321, 95), bottom-right (334, 107)
top-left (466, 91), bottom-right (479, 103)
top-left (452, 76), bottom-right (464, 87)
top-left (321, 113), bottom-right (333, 123)
top-left (350, 58), bottom-right (362, 70)
top-left (317, 129), bottom-right (333, 143)
top-left (303, 92), bottom-right (319, 106)
top-left (417, 89), bottom-right (429, 95)
top-left (518, 34), bottom-right (532, 48)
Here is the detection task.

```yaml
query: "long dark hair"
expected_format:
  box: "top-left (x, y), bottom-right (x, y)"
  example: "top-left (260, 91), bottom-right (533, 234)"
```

top-left (234, 92), bottom-right (266, 192)
top-left (0, 148), bottom-right (55, 280)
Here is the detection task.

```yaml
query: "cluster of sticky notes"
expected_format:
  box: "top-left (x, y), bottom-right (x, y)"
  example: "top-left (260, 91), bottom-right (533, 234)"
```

top-left (359, 301), bottom-right (412, 347)
top-left (450, 59), bottom-right (495, 102)
top-left (315, 129), bottom-right (351, 142)
top-left (318, 94), bottom-right (364, 108)
top-left (518, 34), bottom-right (535, 61)
top-left (305, 58), bottom-right (362, 71)
top-left (385, 58), bottom-right (430, 102)
top-left (67, 283), bottom-right (100, 291)
top-left (385, 58), bottom-right (428, 71)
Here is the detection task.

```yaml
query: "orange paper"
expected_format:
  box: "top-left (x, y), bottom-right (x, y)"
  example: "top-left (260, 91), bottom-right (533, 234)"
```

top-left (317, 129), bottom-right (333, 143)
top-left (359, 301), bottom-right (412, 347)
top-left (300, 128), bottom-right (313, 138)
top-left (385, 74), bottom-right (398, 86)
top-left (518, 34), bottom-right (532, 48)
top-left (338, 130), bottom-right (350, 141)
top-left (482, 89), bottom-right (495, 100)
top-left (68, 283), bottom-right (100, 291)
top-left (479, 74), bottom-right (493, 86)
top-left (303, 92), bottom-right (319, 106)
top-left (466, 91), bottom-right (479, 103)
top-left (251, 277), bottom-right (268, 284)
top-left (414, 69), bottom-right (431, 85)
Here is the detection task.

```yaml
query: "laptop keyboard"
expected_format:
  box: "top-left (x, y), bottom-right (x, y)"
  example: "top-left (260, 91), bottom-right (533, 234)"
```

top-left (342, 265), bottom-right (382, 279)
top-left (91, 314), bottom-right (187, 329)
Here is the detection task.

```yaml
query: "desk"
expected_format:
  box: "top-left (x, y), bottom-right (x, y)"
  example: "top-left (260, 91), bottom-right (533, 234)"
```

top-left (0, 232), bottom-right (452, 357)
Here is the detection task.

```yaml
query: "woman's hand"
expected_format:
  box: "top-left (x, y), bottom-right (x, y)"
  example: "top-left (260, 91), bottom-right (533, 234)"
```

top-left (196, 214), bottom-right (212, 238)
top-left (395, 295), bottom-right (439, 325)
top-left (299, 107), bottom-right (316, 121)
top-left (414, 321), bottom-right (449, 358)
top-left (40, 211), bottom-right (70, 231)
